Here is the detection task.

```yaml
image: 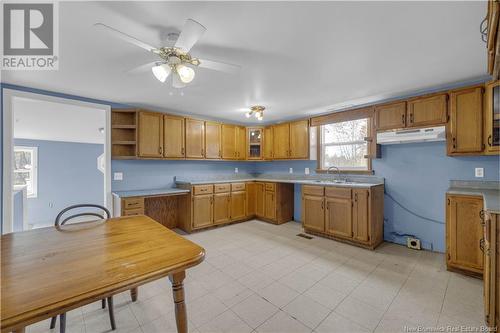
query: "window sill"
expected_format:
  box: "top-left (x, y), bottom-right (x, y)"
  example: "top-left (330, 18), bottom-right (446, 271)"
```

top-left (315, 169), bottom-right (374, 175)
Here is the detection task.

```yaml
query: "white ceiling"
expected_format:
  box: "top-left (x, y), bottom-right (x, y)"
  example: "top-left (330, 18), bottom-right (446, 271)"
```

top-left (13, 97), bottom-right (105, 144)
top-left (2, 1), bottom-right (489, 124)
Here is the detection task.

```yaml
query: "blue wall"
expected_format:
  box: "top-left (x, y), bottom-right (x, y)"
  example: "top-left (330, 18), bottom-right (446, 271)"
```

top-left (373, 141), bottom-right (499, 252)
top-left (112, 160), bottom-right (255, 191)
top-left (14, 139), bottom-right (104, 228)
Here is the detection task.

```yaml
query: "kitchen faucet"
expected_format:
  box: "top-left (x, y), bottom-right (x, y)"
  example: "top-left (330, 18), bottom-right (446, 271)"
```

top-left (327, 166), bottom-right (344, 183)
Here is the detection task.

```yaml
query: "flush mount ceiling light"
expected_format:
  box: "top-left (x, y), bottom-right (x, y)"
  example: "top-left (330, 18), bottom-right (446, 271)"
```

top-left (245, 106), bottom-right (265, 121)
top-left (95, 19), bottom-right (241, 88)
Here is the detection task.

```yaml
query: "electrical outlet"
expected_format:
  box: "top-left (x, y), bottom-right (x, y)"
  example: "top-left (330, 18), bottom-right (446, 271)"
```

top-left (113, 172), bottom-right (123, 181)
top-left (305, 168), bottom-right (310, 175)
top-left (475, 168), bottom-right (484, 178)
top-left (234, 168), bottom-right (239, 173)
top-left (289, 168), bottom-right (293, 174)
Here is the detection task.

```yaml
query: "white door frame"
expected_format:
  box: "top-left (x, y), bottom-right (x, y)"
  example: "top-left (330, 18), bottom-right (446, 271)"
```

top-left (2, 88), bottom-right (112, 233)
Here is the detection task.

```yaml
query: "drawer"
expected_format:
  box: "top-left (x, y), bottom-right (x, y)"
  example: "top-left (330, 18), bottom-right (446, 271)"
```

top-left (193, 184), bottom-right (213, 195)
top-left (231, 183), bottom-right (246, 191)
top-left (302, 185), bottom-right (324, 196)
top-left (325, 187), bottom-right (352, 199)
top-left (123, 197), bottom-right (144, 209)
top-left (214, 183), bottom-right (231, 193)
top-left (122, 208), bottom-right (144, 216)
top-left (264, 183), bottom-right (276, 192)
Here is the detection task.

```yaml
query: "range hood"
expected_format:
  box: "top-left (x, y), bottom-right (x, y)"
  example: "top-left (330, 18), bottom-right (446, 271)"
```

top-left (376, 126), bottom-right (446, 145)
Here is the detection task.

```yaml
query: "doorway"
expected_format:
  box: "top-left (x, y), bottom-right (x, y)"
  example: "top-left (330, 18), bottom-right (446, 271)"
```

top-left (2, 89), bottom-right (111, 233)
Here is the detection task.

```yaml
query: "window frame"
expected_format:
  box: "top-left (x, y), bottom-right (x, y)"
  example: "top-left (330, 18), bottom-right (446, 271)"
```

top-left (13, 146), bottom-right (38, 198)
top-left (316, 117), bottom-right (374, 174)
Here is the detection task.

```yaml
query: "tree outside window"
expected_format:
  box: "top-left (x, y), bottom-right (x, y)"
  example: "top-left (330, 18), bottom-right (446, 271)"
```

top-left (14, 146), bottom-right (38, 198)
top-left (320, 118), bottom-right (369, 170)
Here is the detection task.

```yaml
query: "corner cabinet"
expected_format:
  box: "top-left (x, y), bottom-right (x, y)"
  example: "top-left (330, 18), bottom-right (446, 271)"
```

top-left (485, 81), bottom-right (500, 154)
top-left (302, 184), bottom-right (384, 249)
top-left (447, 86), bottom-right (484, 155)
top-left (446, 194), bottom-right (484, 276)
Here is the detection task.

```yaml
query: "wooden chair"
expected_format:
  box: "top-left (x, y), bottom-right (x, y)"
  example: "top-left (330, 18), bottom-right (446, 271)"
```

top-left (50, 204), bottom-right (116, 333)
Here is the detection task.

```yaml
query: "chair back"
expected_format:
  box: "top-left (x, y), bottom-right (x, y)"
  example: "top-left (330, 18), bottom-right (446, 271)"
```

top-left (55, 204), bottom-right (111, 226)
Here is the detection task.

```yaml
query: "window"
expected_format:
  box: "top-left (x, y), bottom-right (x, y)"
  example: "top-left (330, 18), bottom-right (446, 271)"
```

top-left (319, 118), bottom-right (370, 171)
top-left (14, 146), bottom-right (38, 198)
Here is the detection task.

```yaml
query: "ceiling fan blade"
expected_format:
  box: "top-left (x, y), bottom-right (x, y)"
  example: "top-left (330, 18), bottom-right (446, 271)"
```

top-left (174, 19), bottom-right (207, 52)
top-left (198, 59), bottom-right (241, 74)
top-left (94, 23), bottom-right (157, 52)
top-left (127, 61), bottom-right (160, 74)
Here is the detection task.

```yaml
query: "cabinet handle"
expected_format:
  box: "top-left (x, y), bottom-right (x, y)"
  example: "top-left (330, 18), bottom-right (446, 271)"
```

top-left (219, 150), bottom-right (222, 157)
top-left (321, 201), bottom-right (324, 210)
top-left (159, 147), bottom-right (163, 154)
top-left (401, 114), bottom-right (405, 125)
top-left (355, 193), bottom-right (358, 202)
top-left (181, 147), bottom-right (185, 156)
top-left (480, 210), bottom-right (486, 226)
top-left (201, 148), bottom-right (204, 156)
top-left (488, 135), bottom-right (492, 147)
top-left (480, 238), bottom-right (485, 253)
top-left (409, 113), bottom-right (413, 124)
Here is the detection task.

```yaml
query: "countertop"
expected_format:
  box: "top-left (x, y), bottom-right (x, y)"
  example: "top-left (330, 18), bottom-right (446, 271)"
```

top-left (113, 188), bottom-right (190, 198)
top-left (175, 174), bottom-right (384, 188)
top-left (447, 180), bottom-right (500, 214)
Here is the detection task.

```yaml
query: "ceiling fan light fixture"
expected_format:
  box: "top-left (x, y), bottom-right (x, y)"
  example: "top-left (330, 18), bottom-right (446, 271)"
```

top-left (152, 64), bottom-right (171, 83)
top-left (176, 64), bottom-right (195, 83)
top-left (245, 111), bottom-right (253, 118)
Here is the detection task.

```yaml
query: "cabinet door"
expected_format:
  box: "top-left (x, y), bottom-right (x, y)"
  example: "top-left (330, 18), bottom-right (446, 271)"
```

top-left (247, 128), bottom-right (263, 160)
top-left (407, 94), bottom-right (447, 128)
top-left (205, 121), bottom-right (221, 159)
top-left (138, 111), bottom-right (163, 157)
top-left (236, 126), bottom-right (246, 160)
top-left (352, 189), bottom-right (369, 242)
top-left (221, 124), bottom-right (236, 159)
top-left (213, 193), bottom-right (230, 224)
top-left (325, 197), bottom-right (352, 238)
top-left (485, 81), bottom-right (500, 154)
top-left (264, 190), bottom-right (276, 220)
top-left (231, 191), bottom-right (246, 220)
top-left (289, 120), bottom-right (309, 159)
top-left (447, 195), bottom-right (484, 272)
top-left (246, 183), bottom-right (256, 216)
top-left (192, 194), bottom-right (213, 229)
top-left (163, 115), bottom-right (184, 158)
top-left (302, 195), bottom-right (325, 232)
top-left (448, 87), bottom-right (483, 154)
top-left (374, 101), bottom-right (407, 131)
top-left (273, 123), bottom-right (290, 159)
top-left (255, 183), bottom-right (265, 217)
top-left (263, 127), bottom-right (274, 159)
top-left (185, 119), bottom-right (205, 158)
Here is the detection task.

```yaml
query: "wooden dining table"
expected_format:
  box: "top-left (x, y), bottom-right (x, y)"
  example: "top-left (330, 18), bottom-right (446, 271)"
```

top-left (1, 215), bottom-right (205, 333)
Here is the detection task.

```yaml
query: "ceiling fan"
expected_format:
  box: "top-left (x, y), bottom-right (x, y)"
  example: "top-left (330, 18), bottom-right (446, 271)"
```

top-left (94, 19), bottom-right (240, 88)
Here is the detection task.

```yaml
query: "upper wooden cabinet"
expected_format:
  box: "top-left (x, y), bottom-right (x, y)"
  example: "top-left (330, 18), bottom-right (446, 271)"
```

top-left (205, 121), bottom-right (221, 159)
top-left (185, 119), bottom-right (205, 159)
top-left (273, 123), bottom-right (290, 159)
top-left (289, 120), bottom-right (309, 159)
top-left (221, 124), bottom-right (236, 159)
top-left (263, 127), bottom-right (273, 159)
top-left (446, 194), bottom-right (484, 276)
top-left (138, 111), bottom-right (163, 158)
top-left (236, 126), bottom-right (246, 160)
top-left (374, 101), bottom-right (407, 131)
top-left (163, 115), bottom-right (185, 158)
top-left (448, 86), bottom-right (484, 155)
top-left (247, 127), bottom-right (263, 160)
top-left (485, 81), bottom-right (500, 154)
top-left (407, 94), bottom-right (448, 128)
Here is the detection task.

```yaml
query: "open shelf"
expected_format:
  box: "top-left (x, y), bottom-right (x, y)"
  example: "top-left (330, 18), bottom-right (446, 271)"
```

top-left (112, 109), bottom-right (138, 159)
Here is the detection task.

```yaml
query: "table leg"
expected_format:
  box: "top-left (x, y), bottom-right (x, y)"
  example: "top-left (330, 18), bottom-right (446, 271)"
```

top-left (130, 287), bottom-right (138, 302)
top-left (169, 271), bottom-right (187, 333)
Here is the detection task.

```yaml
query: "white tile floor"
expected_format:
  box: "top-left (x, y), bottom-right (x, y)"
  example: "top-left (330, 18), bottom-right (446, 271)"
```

top-left (27, 220), bottom-right (485, 333)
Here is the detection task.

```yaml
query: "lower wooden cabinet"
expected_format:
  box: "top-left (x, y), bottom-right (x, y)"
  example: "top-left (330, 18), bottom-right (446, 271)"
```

top-left (446, 194), bottom-right (484, 276)
top-left (231, 191), bottom-right (246, 220)
top-left (255, 182), bottom-right (293, 224)
top-left (192, 194), bottom-right (213, 229)
top-left (484, 212), bottom-right (499, 328)
top-left (213, 193), bottom-right (230, 224)
top-left (302, 184), bottom-right (384, 249)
